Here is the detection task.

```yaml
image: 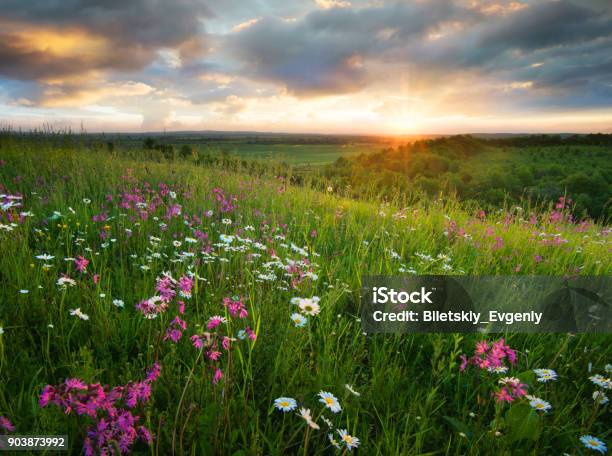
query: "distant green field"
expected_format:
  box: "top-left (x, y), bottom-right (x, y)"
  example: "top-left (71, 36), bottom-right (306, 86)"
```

top-left (196, 142), bottom-right (383, 166)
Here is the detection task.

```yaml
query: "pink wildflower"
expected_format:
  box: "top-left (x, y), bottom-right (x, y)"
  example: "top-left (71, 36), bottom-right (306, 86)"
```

top-left (213, 369), bottom-right (223, 384)
top-left (75, 256), bottom-right (89, 273)
top-left (0, 416), bottom-right (15, 433)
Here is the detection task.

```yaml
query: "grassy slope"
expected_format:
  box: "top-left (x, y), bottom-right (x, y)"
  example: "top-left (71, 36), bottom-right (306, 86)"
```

top-left (0, 140), bottom-right (610, 455)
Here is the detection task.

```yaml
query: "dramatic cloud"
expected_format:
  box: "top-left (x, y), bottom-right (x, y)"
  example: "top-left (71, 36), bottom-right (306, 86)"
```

top-left (0, 0), bottom-right (611, 133)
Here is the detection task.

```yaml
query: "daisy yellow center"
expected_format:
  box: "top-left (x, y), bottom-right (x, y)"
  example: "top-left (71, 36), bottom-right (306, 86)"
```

top-left (343, 435), bottom-right (353, 444)
top-left (325, 398), bottom-right (334, 405)
top-left (304, 305), bottom-right (313, 311)
top-left (535, 403), bottom-right (544, 409)
top-left (589, 439), bottom-right (599, 446)
top-left (279, 401), bottom-right (289, 407)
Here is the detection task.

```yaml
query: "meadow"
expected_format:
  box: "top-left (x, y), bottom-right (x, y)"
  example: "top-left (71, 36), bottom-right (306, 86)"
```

top-left (0, 135), bottom-right (610, 455)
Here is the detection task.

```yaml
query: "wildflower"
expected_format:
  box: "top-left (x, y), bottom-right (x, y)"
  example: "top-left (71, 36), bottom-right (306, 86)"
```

top-left (219, 234), bottom-right (234, 243)
top-left (155, 275), bottom-right (176, 302)
top-left (345, 384), bottom-right (361, 396)
top-left (221, 337), bottom-right (231, 351)
top-left (296, 297), bottom-right (321, 316)
top-left (223, 296), bottom-right (248, 318)
top-left (207, 315), bottom-right (227, 329)
top-left (605, 364), bottom-right (612, 374)
top-left (245, 326), bottom-right (257, 341)
top-left (82, 198), bottom-right (91, 204)
top-left (529, 397), bottom-right (552, 412)
top-left (136, 296), bottom-right (168, 319)
top-left (590, 375), bottom-right (612, 390)
top-left (337, 429), bottom-right (360, 451)
top-left (298, 408), bottom-right (319, 430)
top-left (74, 256), bottom-right (89, 273)
top-left (146, 363), bottom-right (161, 382)
top-left (207, 350), bottom-right (222, 360)
top-left (328, 433), bottom-right (341, 449)
top-left (0, 327), bottom-right (3, 335)
top-left (57, 276), bottom-right (76, 288)
top-left (460, 338), bottom-right (517, 372)
top-left (40, 365), bottom-right (158, 455)
top-left (19, 289), bottom-right (29, 294)
top-left (534, 368), bottom-right (558, 382)
top-left (36, 253), bottom-right (55, 261)
top-left (593, 391), bottom-right (609, 405)
top-left (0, 416), bottom-right (15, 433)
top-left (164, 316), bottom-right (187, 343)
top-left (178, 276), bottom-right (194, 298)
top-left (580, 435), bottom-right (607, 454)
top-left (274, 397), bottom-right (297, 412)
top-left (112, 299), bottom-right (125, 308)
top-left (213, 368), bottom-right (223, 384)
top-left (290, 312), bottom-right (307, 327)
top-left (70, 308), bottom-right (89, 320)
top-left (495, 387), bottom-right (514, 403)
top-left (319, 391), bottom-right (342, 413)
top-left (222, 218), bottom-right (232, 225)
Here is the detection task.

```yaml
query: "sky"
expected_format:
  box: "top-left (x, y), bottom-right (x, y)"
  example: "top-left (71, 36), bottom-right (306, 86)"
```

top-left (1, 0), bottom-right (611, 135)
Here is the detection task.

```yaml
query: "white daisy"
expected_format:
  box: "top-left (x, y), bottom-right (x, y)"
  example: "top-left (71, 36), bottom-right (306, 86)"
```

top-left (593, 391), bottom-right (609, 405)
top-left (319, 391), bottom-right (342, 413)
top-left (290, 313), bottom-right (308, 327)
top-left (534, 369), bottom-right (558, 382)
top-left (580, 435), bottom-right (607, 454)
top-left (298, 297), bottom-right (321, 316)
top-left (337, 429), bottom-right (360, 451)
top-left (69, 308), bottom-right (89, 320)
top-left (529, 397), bottom-right (552, 412)
top-left (274, 397), bottom-right (297, 412)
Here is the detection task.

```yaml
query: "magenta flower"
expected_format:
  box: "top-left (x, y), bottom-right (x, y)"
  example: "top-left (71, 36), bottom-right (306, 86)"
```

top-left (223, 296), bottom-right (248, 319)
top-left (155, 276), bottom-right (176, 302)
top-left (207, 315), bottom-right (226, 330)
top-left (40, 364), bottom-right (160, 455)
top-left (74, 256), bottom-right (89, 273)
top-left (213, 369), bottom-right (223, 384)
top-left (178, 276), bottom-right (194, 298)
top-left (495, 387), bottom-right (514, 403)
top-left (245, 326), bottom-right (257, 341)
top-left (460, 338), bottom-right (517, 371)
top-left (0, 416), bottom-right (15, 433)
top-left (164, 316), bottom-right (187, 343)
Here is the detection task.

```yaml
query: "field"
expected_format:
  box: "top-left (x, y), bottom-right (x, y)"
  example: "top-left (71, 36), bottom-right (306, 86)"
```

top-left (194, 142), bottom-right (383, 166)
top-left (0, 136), bottom-right (610, 455)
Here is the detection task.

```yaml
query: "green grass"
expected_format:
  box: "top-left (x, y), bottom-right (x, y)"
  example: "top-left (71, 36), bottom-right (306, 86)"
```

top-left (0, 138), bottom-right (610, 455)
top-left (197, 142), bottom-right (382, 166)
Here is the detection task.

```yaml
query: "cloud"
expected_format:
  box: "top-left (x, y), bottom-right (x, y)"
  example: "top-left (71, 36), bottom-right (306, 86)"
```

top-left (0, 0), bottom-right (210, 105)
top-left (225, 0), bottom-right (612, 109)
top-left (1, 0), bottom-right (612, 132)
top-left (315, 0), bottom-right (352, 9)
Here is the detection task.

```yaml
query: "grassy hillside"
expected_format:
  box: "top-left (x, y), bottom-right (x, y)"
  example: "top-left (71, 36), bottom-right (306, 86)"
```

top-left (0, 137), bottom-right (610, 455)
